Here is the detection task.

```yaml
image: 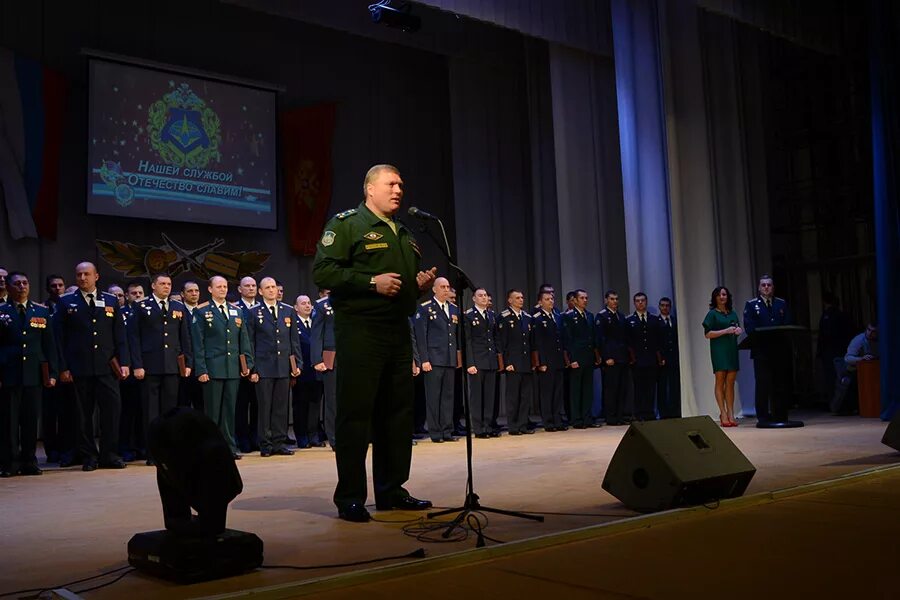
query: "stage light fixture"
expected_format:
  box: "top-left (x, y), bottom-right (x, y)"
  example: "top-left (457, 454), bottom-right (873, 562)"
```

top-left (369, 0), bottom-right (421, 33)
top-left (128, 407), bottom-right (263, 583)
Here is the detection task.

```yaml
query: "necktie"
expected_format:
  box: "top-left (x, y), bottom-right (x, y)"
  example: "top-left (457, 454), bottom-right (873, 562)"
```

top-left (160, 300), bottom-right (167, 314)
top-left (270, 305), bottom-right (277, 320)
top-left (443, 303), bottom-right (449, 319)
top-left (304, 318), bottom-right (310, 329)
top-left (18, 303), bottom-right (26, 318)
top-left (87, 293), bottom-right (95, 310)
top-left (665, 318), bottom-right (670, 327)
top-left (766, 300), bottom-right (772, 310)
top-left (641, 314), bottom-right (646, 324)
top-left (219, 304), bottom-right (227, 319)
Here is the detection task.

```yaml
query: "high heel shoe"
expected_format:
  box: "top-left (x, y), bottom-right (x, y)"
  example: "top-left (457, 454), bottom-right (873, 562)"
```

top-left (729, 418), bottom-right (738, 427)
top-left (719, 415), bottom-right (728, 427)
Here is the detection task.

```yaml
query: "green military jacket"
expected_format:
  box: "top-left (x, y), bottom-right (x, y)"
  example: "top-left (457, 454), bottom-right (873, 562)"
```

top-left (313, 202), bottom-right (423, 322)
top-left (191, 302), bottom-right (254, 379)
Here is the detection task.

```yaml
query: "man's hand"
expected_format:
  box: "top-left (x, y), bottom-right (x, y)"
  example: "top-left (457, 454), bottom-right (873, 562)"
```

top-left (733, 326), bottom-right (743, 336)
top-left (505, 365), bottom-right (515, 372)
top-left (422, 361), bottom-right (433, 372)
top-left (416, 267), bottom-right (438, 291)
top-left (467, 366), bottom-right (478, 375)
top-left (374, 273), bottom-right (403, 296)
top-left (46, 378), bottom-right (57, 388)
top-left (120, 366), bottom-right (130, 379)
top-left (184, 367), bottom-right (192, 378)
top-left (570, 361), bottom-right (580, 369)
top-left (291, 368), bottom-right (302, 377)
top-left (412, 362), bottom-right (421, 376)
top-left (863, 354), bottom-right (875, 361)
top-left (134, 368), bottom-right (146, 380)
top-left (250, 373), bottom-right (260, 383)
top-left (60, 370), bottom-right (73, 384)
top-left (198, 373), bottom-right (210, 383)
top-left (538, 365), bottom-right (548, 372)
top-left (605, 359), bottom-right (615, 366)
top-left (314, 362), bottom-right (327, 372)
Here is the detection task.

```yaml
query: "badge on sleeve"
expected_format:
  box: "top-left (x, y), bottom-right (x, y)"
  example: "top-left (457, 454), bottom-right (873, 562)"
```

top-left (321, 231), bottom-right (336, 247)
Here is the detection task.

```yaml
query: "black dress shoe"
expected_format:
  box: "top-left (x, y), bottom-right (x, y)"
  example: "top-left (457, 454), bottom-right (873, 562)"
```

top-left (521, 429), bottom-right (535, 435)
top-left (273, 448), bottom-right (295, 456)
top-left (20, 465), bottom-right (42, 476)
top-left (0, 469), bottom-right (14, 478)
top-left (431, 438), bottom-right (444, 443)
top-left (286, 437), bottom-right (298, 446)
top-left (509, 431), bottom-right (522, 436)
top-left (557, 426), bottom-right (569, 431)
top-left (233, 453), bottom-right (243, 460)
top-left (545, 426), bottom-right (557, 432)
top-left (376, 495), bottom-right (433, 511)
top-left (338, 503), bottom-right (371, 522)
top-left (260, 450), bottom-right (272, 457)
top-left (475, 433), bottom-right (490, 439)
top-left (489, 431), bottom-right (501, 437)
top-left (100, 460), bottom-right (126, 469)
top-left (59, 458), bottom-right (75, 468)
top-left (443, 436), bottom-right (459, 442)
top-left (82, 460), bottom-right (98, 472)
top-left (307, 440), bottom-right (326, 448)
top-left (145, 459), bottom-right (155, 467)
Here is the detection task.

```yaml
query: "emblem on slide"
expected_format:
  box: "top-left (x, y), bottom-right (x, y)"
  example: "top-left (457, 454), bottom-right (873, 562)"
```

top-left (148, 83), bottom-right (222, 168)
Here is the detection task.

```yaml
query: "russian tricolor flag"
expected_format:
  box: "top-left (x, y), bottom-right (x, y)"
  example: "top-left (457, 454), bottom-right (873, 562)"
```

top-left (0, 48), bottom-right (66, 240)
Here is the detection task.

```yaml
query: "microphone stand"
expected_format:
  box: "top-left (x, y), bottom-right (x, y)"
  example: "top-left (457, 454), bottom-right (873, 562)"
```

top-left (409, 216), bottom-right (544, 542)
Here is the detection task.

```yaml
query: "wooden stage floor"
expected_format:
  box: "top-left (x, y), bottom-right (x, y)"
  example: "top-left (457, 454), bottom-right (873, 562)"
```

top-left (0, 412), bottom-right (896, 598)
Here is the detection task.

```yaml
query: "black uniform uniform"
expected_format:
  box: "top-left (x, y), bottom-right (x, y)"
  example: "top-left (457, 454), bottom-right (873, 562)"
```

top-left (415, 297), bottom-right (460, 442)
top-left (497, 308), bottom-right (534, 435)
top-left (532, 309), bottom-right (566, 430)
top-left (625, 312), bottom-right (662, 421)
top-left (595, 308), bottom-right (629, 425)
top-left (562, 308), bottom-right (595, 428)
top-left (656, 314), bottom-right (680, 418)
top-left (463, 306), bottom-right (498, 437)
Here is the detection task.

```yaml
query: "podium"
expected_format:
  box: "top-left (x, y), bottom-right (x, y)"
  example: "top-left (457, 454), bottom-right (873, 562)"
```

top-left (857, 359), bottom-right (881, 418)
top-left (739, 325), bottom-right (807, 428)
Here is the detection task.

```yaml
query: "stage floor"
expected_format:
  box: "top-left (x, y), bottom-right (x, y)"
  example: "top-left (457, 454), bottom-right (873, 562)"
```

top-left (0, 412), bottom-right (896, 598)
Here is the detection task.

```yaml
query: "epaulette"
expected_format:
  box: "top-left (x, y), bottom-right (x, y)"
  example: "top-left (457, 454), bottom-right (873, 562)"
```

top-left (775, 297), bottom-right (784, 302)
top-left (449, 301), bottom-right (458, 307)
top-left (248, 302), bottom-right (260, 309)
top-left (533, 311), bottom-right (542, 318)
top-left (564, 308), bottom-right (574, 314)
top-left (421, 300), bottom-right (431, 306)
top-left (32, 301), bottom-right (47, 308)
top-left (229, 301), bottom-right (240, 308)
top-left (60, 292), bottom-right (77, 299)
top-left (335, 208), bottom-right (358, 220)
top-left (466, 308), bottom-right (475, 314)
top-left (598, 308), bottom-right (608, 314)
top-left (198, 301), bottom-right (210, 308)
top-left (279, 302), bottom-right (293, 309)
top-left (500, 309), bottom-right (511, 316)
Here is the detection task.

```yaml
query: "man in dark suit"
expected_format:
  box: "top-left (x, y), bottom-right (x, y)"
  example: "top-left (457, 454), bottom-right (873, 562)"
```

top-left (415, 277), bottom-right (461, 443)
top-left (497, 289), bottom-right (534, 436)
top-left (129, 273), bottom-right (193, 465)
top-left (533, 290), bottom-right (566, 431)
top-left (464, 287), bottom-right (499, 438)
top-left (595, 290), bottom-right (629, 425)
top-left (53, 262), bottom-right (130, 470)
top-left (311, 290), bottom-right (337, 447)
top-left (743, 274), bottom-right (793, 424)
top-left (0, 272), bottom-right (58, 477)
top-left (246, 277), bottom-right (301, 456)
top-left (178, 280), bottom-right (204, 411)
top-left (117, 284), bottom-right (141, 462)
top-left (625, 292), bottom-right (664, 422)
top-left (234, 276), bottom-right (259, 453)
top-left (656, 297), bottom-right (681, 418)
top-left (562, 289), bottom-right (595, 428)
top-left (41, 273), bottom-right (70, 464)
top-left (294, 294), bottom-right (324, 448)
top-left (191, 276), bottom-right (254, 459)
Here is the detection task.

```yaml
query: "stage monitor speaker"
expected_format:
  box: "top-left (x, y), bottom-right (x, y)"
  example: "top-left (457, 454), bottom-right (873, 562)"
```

top-left (881, 410), bottom-right (900, 452)
top-left (602, 416), bottom-right (756, 512)
top-left (128, 529), bottom-right (263, 584)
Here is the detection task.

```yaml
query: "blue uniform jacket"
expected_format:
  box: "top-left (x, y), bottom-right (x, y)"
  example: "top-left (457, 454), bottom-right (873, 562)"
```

top-left (246, 302), bottom-right (301, 379)
top-left (0, 301), bottom-right (59, 386)
top-left (496, 309), bottom-right (533, 372)
top-left (310, 297), bottom-right (335, 366)
top-left (53, 291), bottom-right (129, 377)
top-left (463, 307), bottom-right (498, 370)
top-left (414, 298), bottom-right (460, 368)
top-left (594, 308), bottom-right (629, 364)
top-left (658, 315), bottom-right (679, 364)
top-left (561, 308), bottom-right (594, 365)
top-left (296, 311), bottom-right (317, 383)
top-left (743, 296), bottom-right (792, 359)
top-left (625, 313), bottom-right (663, 367)
top-left (127, 297), bottom-right (193, 374)
top-left (532, 309), bottom-right (565, 370)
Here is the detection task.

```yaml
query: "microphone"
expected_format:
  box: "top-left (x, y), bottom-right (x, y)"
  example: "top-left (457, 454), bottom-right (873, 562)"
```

top-left (407, 206), bottom-right (440, 221)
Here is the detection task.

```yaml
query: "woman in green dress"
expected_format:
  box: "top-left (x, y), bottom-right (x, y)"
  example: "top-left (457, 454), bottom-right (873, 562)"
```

top-left (702, 287), bottom-right (743, 427)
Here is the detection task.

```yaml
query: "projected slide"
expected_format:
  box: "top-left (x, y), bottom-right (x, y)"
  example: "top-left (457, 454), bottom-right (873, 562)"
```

top-left (88, 59), bottom-right (277, 229)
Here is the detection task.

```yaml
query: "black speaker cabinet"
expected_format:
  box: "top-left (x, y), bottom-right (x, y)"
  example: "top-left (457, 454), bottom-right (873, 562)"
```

top-left (602, 416), bottom-right (756, 512)
top-left (882, 410), bottom-right (900, 452)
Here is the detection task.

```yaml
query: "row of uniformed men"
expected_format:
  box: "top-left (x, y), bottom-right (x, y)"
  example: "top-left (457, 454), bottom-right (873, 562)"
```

top-left (0, 264), bottom-right (339, 477)
top-left (411, 280), bottom-right (681, 442)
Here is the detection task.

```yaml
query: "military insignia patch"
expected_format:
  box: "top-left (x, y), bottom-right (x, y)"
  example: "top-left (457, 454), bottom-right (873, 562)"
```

top-left (363, 232), bottom-right (383, 241)
top-left (365, 243), bottom-right (389, 250)
top-left (321, 231), bottom-right (336, 247)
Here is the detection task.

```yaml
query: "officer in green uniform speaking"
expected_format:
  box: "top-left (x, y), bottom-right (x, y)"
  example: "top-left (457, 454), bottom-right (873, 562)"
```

top-left (190, 275), bottom-right (254, 460)
top-left (313, 164), bottom-right (437, 523)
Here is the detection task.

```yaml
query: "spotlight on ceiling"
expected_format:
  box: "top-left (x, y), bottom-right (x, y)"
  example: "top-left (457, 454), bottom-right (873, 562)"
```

top-left (369, 0), bottom-right (421, 33)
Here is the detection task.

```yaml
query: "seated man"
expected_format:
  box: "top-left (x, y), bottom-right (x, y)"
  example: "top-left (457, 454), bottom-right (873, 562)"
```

top-left (832, 320), bottom-right (879, 415)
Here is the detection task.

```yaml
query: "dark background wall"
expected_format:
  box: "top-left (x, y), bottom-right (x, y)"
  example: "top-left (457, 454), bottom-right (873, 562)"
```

top-left (0, 0), bottom-right (464, 298)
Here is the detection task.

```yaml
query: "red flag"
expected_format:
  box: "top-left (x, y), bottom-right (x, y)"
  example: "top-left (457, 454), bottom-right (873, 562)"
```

top-left (281, 104), bottom-right (337, 256)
